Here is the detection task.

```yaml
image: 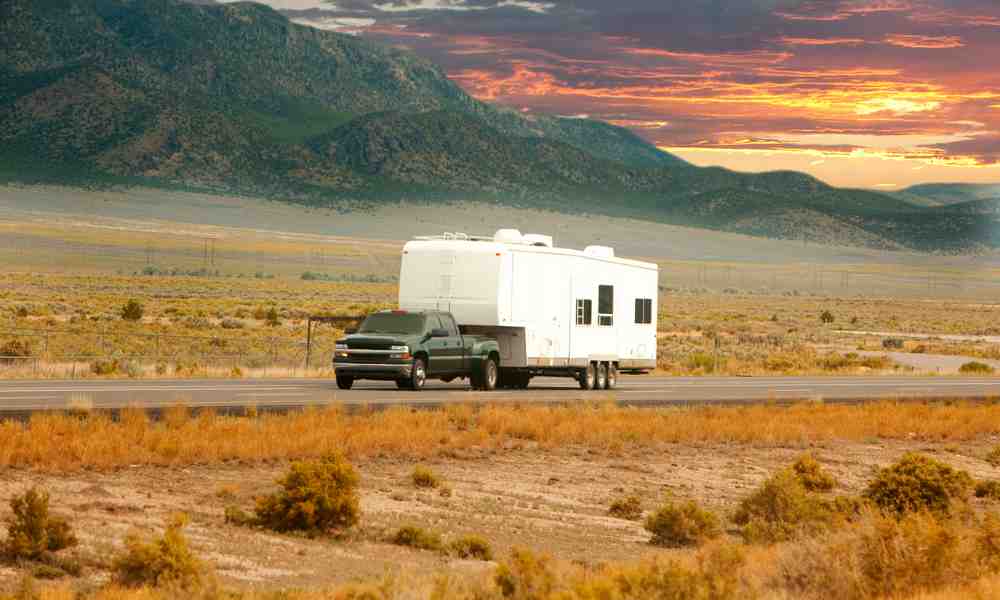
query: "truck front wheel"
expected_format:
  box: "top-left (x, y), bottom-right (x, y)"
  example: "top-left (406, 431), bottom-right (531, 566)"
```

top-left (402, 357), bottom-right (427, 391)
top-left (336, 375), bottom-right (354, 390)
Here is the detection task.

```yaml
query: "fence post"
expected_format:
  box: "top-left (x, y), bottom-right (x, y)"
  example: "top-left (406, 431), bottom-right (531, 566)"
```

top-left (305, 319), bottom-right (313, 370)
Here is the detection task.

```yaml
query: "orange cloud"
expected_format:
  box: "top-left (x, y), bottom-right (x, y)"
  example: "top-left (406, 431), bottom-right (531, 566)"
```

top-left (884, 34), bottom-right (965, 48)
top-left (777, 36), bottom-right (867, 46)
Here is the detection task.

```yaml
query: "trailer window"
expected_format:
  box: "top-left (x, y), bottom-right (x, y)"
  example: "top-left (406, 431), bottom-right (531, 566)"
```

top-left (598, 285), bottom-right (614, 326)
top-left (634, 298), bottom-right (653, 324)
top-left (575, 299), bottom-right (592, 326)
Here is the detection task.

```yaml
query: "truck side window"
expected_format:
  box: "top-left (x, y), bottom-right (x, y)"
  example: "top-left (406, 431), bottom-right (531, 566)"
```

top-left (634, 298), bottom-right (652, 324)
top-left (428, 314), bottom-right (445, 333)
top-left (598, 285), bottom-right (614, 326)
top-left (575, 299), bottom-right (592, 325)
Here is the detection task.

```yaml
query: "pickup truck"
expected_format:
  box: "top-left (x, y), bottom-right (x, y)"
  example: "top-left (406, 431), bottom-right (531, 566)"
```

top-left (332, 309), bottom-right (501, 391)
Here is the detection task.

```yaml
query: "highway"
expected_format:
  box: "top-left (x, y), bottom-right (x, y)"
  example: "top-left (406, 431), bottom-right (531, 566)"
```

top-left (0, 375), bottom-right (998, 414)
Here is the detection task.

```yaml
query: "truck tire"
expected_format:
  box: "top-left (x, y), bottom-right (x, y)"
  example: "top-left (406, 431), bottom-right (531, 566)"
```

top-left (578, 363), bottom-right (596, 390)
top-left (336, 375), bottom-right (354, 390)
top-left (595, 362), bottom-right (608, 390)
top-left (605, 364), bottom-right (617, 390)
top-left (481, 356), bottom-right (498, 391)
top-left (406, 357), bottom-right (427, 391)
top-left (517, 372), bottom-right (531, 389)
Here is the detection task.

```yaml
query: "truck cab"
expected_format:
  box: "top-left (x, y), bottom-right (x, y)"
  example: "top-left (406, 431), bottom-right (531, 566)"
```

top-left (333, 310), bottom-right (500, 391)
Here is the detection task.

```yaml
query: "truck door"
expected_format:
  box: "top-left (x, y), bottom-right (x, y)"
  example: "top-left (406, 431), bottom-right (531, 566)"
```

top-left (441, 314), bottom-right (465, 372)
top-left (424, 314), bottom-right (451, 375)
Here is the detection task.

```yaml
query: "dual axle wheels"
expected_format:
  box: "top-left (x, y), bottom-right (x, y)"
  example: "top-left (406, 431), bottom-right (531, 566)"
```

top-left (578, 362), bottom-right (617, 391)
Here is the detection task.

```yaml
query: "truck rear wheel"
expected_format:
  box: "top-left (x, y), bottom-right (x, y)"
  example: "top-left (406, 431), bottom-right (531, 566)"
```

top-left (605, 364), bottom-right (617, 390)
top-left (595, 362), bottom-right (608, 390)
top-left (578, 363), bottom-right (596, 390)
top-left (480, 357), bottom-right (498, 391)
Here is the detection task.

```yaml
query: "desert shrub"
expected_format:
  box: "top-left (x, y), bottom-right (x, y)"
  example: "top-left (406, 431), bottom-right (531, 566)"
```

top-left (495, 548), bottom-right (556, 599)
top-left (122, 359), bottom-right (143, 379)
top-left (820, 310), bottom-right (835, 324)
top-left (609, 495), bottom-right (643, 521)
top-left (223, 506), bottom-right (252, 526)
top-left (976, 480), bottom-right (1000, 500)
top-left (644, 499), bottom-right (721, 547)
top-left (775, 511), bottom-right (975, 600)
top-left (411, 465), bottom-right (440, 489)
top-left (0, 339), bottom-right (32, 364)
top-left (265, 307), bottom-right (281, 327)
top-left (449, 535), bottom-right (493, 561)
top-left (864, 453), bottom-right (974, 517)
top-left (3, 488), bottom-right (77, 560)
top-left (254, 454), bottom-right (360, 533)
top-left (220, 318), bottom-right (244, 330)
top-left (687, 352), bottom-right (720, 372)
top-left (112, 514), bottom-right (205, 589)
top-left (91, 357), bottom-right (119, 376)
top-left (987, 446), bottom-right (1000, 467)
top-left (960, 361), bottom-right (996, 375)
top-left (496, 544), bottom-right (746, 600)
top-left (882, 337), bottom-right (905, 350)
top-left (734, 469), bottom-right (852, 544)
top-left (792, 454), bottom-right (837, 492)
top-left (391, 526), bottom-right (442, 552)
top-left (120, 299), bottom-right (144, 321)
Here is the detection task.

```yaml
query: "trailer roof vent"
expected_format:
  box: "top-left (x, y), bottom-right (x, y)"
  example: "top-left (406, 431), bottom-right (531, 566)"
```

top-left (584, 245), bottom-right (615, 258)
top-left (494, 229), bottom-right (523, 244)
top-left (522, 233), bottom-right (553, 248)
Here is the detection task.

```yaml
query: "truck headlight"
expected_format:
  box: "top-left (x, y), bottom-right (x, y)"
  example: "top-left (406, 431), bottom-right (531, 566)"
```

top-left (390, 345), bottom-right (411, 360)
top-left (335, 343), bottom-right (349, 350)
top-left (390, 345), bottom-right (409, 352)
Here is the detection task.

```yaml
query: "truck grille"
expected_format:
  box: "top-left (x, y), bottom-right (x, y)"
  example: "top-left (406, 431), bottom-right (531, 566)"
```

top-left (344, 353), bottom-right (392, 364)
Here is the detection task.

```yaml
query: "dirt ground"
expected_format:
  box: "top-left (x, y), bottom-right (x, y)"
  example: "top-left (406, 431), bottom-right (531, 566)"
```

top-left (2, 438), bottom-right (999, 592)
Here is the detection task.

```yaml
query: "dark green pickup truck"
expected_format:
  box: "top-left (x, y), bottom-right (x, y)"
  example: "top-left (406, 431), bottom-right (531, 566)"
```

top-left (332, 310), bottom-right (501, 391)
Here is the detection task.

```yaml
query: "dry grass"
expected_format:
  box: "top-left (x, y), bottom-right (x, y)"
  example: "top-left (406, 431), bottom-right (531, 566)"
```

top-left (4, 401), bottom-right (1000, 472)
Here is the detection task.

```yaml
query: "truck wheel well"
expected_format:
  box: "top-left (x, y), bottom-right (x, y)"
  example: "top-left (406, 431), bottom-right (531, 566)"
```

top-left (488, 351), bottom-right (500, 365)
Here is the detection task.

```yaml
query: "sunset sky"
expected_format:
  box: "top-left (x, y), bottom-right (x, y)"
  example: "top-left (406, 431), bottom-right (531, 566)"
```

top-left (239, 0), bottom-right (999, 189)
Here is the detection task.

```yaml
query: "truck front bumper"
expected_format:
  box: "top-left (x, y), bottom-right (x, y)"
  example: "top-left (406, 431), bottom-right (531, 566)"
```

top-left (333, 361), bottom-right (412, 380)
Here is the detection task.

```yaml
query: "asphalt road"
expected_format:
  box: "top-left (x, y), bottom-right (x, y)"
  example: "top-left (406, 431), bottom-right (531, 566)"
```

top-left (0, 375), bottom-right (998, 414)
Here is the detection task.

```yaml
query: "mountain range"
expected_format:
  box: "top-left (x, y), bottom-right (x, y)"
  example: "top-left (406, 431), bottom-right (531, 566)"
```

top-left (1, 0), bottom-right (996, 252)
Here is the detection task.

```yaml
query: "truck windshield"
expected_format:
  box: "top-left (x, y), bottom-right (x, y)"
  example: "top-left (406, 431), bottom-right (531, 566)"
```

top-left (357, 313), bottom-right (426, 335)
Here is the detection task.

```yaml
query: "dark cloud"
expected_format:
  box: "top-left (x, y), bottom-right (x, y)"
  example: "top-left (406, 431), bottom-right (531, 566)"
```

top-left (273, 0), bottom-right (1000, 173)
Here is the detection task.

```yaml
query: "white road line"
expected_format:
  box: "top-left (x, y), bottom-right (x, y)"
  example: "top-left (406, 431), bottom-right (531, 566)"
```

top-left (0, 386), bottom-right (307, 394)
top-left (233, 392), bottom-right (309, 398)
top-left (0, 396), bottom-right (60, 401)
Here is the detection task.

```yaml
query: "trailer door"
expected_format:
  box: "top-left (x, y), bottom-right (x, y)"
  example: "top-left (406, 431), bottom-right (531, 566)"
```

top-left (436, 249), bottom-right (456, 312)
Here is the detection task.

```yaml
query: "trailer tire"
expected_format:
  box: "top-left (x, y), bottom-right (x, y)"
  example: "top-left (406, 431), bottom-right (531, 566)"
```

top-left (605, 364), bottom-right (617, 390)
top-left (336, 375), bottom-right (354, 390)
top-left (595, 362), bottom-right (608, 390)
top-left (578, 363), bottom-right (596, 390)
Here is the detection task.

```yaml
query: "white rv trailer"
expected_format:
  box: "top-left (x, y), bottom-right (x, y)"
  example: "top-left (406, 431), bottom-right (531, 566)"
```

top-left (398, 229), bottom-right (658, 388)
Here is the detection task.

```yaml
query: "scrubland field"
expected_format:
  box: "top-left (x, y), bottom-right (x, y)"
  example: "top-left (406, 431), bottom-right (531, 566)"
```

top-left (3, 402), bottom-right (1000, 599)
top-left (1, 186), bottom-right (1000, 599)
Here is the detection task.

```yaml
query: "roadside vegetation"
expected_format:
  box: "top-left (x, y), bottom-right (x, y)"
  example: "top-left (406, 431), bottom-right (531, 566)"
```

top-left (3, 401), bottom-right (1000, 471)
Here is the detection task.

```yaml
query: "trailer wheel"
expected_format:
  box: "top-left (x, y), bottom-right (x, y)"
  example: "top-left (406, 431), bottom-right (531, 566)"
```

top-left (578, 363), bottom-right (596, 390)
top-left (595, 362), bottom-right (608, 390)
top-left (336, 375), bottom-right (354, 390)
top-left (605, 364), bottom-right (617, 390)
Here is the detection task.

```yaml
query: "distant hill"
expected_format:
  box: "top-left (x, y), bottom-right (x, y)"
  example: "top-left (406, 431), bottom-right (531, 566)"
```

top-left (898, 183), bottom-right (1000, 207)
top-left (0, 0), bottom-right (994, 253)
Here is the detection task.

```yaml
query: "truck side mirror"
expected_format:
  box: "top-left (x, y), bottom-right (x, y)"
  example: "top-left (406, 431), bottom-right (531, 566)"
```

top-left (430, 328), bottom-right (449, 338)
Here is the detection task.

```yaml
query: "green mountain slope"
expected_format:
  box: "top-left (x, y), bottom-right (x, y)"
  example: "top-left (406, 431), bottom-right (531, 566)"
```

top-left (0, 0), bottom-right (993, 252)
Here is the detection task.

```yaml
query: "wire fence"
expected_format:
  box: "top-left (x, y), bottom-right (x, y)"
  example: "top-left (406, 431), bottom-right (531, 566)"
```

top-left (0, 325), bottom-right (342, 378)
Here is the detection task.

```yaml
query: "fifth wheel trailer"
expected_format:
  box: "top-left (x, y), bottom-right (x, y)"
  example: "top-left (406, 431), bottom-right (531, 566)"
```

top-left (398, 229), bottom-right (658, 389)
